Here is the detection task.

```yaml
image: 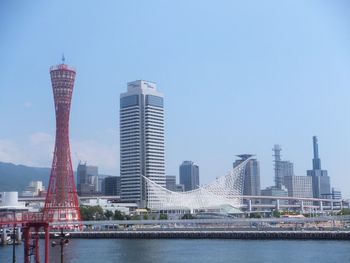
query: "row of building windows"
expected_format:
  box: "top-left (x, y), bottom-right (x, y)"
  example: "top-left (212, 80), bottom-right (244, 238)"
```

top-left (145, 124), bottom-right (164, 129)
top-left (120, 140), bottom-right (141, 146)
top-left (145, 153), bottom-right (164, 158)
top-left (120, 121), bottom-right (141, 128)
top-left (145, 104), bottom-right (164, 111)
top-left (120, 135), bottom-right (140, 141)
top-left (120, 116), bottom-right (140, 123)
top-left (145, 95), bottom-right (163, 108)
top-left (145, 142), bottom-right (165, 147)
top-left (120, 129), bottom-right (141, 134)
top-left (145, 135), bottom-right (165, 140)
top-left (120, 95), bottom-right (139, 108)
top-left (145, 149), bottom-right (164, 153)
top-left (145, 109), bottom-right (164, 115)
top-left (120, 110), bottom-right (140, 117)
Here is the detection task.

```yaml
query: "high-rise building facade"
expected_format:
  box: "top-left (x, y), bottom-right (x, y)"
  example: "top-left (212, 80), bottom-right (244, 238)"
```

top-left (179, 161), bottom-right (199, 191)
top-left (233, 154), bottom-right (261, 200)
top-left (332, 188), bottom-right (342, 200)
top-left (307, 136), bottom-right (331, 198)
top-left (165, 175), bottom-right (177, 192)
top-left (77, 163), bottom-right (99, 196)
top-left (273, 144), bottom-right (294, 189)
top-left (44, 59), bottom-right (80, 222)
top-left (120, 80), bottom-right (165, 206)
top-left (283, 175), bottom-right (313, 204)
top-left (175, 184), bottom-right (185, 192)
top-left (104, 176), bottom-right (121, 196)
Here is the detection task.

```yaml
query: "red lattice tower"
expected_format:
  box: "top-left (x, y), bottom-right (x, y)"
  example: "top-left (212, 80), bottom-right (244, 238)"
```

top-left (44, 59), bottom-right (81, 223)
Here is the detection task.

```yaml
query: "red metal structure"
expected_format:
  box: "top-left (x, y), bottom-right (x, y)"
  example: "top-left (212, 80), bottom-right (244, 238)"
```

top-left (0, 59), bottom-right (81, 263)
top-left (0, 212), bottom-right (50, 263)
top-left (43, 59), bottom-right (81, 223)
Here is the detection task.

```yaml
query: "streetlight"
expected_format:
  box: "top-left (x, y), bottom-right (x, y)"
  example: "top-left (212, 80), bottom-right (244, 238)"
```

top-left (12, 226), bottom-right (16, 263)
top-left (51, 228), bottom-right (70, 263)
top-left (12, 211), bottom-right (17, 263)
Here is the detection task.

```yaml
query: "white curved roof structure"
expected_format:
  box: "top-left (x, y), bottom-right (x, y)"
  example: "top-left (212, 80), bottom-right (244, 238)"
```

top-left (144, 159), bottom-right (248, 212)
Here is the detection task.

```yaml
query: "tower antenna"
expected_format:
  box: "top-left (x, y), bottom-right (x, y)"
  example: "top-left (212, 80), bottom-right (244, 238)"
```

top-left (62, 54), bottom-right (65, 64)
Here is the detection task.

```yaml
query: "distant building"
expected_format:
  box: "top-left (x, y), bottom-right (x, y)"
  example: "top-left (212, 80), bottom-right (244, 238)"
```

top-left (77, 163), bottom-right (99, 196)
top-left (284, 175), bottom-right (313, 205)
top-left (306, 136), bottom-right (331, 198)
top-left (261, 186), bottom-right (288, 205)
top-left (120, 80), bottom-right (165, 206)
top-left (175, 184), bottom-right (185, 192)
top-left (273, 145), bottom-right (294, 189)
top-left (165, 175), bottom-right (176, 191)
top-left (233, 154), bottom-right (261, 202)
top-left (0, 192), bottom-right (28, 212)
top-left (332, 188), bottom-right (342, 200)
top-left (104, 176), bottom-right (121, 196)
top-left (21, 181), bottom-right (45, 197)
top-left (179, 161), bottom-right (199, 191)
top-left (98, 178), bottom-right (104, 193)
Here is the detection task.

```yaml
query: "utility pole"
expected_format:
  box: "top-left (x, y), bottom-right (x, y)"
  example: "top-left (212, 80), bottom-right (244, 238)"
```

top-left (12, 225), bottom-right (16, 263)
top-left (51, 228), bottom-right (70, 263)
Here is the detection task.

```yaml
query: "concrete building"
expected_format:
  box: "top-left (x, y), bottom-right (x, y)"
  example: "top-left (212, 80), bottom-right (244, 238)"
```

top-left (179, 161), bottom-right (199, 191)
top-left (104, 176), bottom-right (121, 196)
top-left (261, 186), bottom-right (288, 205)
top-left (120, 80), bottom-right (165, 206)
top-left (233, 154), bottom-right (261, 202)
top-left (273, 144), bottom-right (294, 189)
top-left (284, 175), bottom-right (313, 205)
top-left (0, 192), bottom-right (27, 212)
top-left (165, 175), bottom-right (177, 192)
top-left (175, 184), bottom-right (185, 192)
top-left (21, 181), bottom-right (45, 197)
top-left (98, 178), bottom-right (104, 193)
top-left (332, 188), bottom-right (342, 200)
top-left (77, 163), bottom-right (99, 196)
top-left (306, 136), bottom-right (331, 198)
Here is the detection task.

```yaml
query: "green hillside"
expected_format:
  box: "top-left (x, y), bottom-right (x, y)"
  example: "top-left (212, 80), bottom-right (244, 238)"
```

top-left (0, 162), bottom-right (51, 192)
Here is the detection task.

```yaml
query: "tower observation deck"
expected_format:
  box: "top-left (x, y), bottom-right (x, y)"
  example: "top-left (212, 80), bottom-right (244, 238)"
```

top-left (43, 59), bottom-right (81, 222)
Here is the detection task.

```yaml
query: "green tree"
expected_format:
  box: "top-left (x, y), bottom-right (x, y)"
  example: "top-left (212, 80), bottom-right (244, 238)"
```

top-left (130, 214), bottom-right (141, 220)
top-left (181, 214), bottom-right (195, 219)
top-left (104, 210), bottom-right (114, 220)
top-left (249, 212), bottom-right (262, 218)
top-left (159, 213), bottom-right (168, 220)
top-left (113, 210), bottom-right (125, 220)
top-left (272, 210), bottom-right (281, 218)
top-left (338, 208), bottom-right (350, 215)
top-left (80, 205), bottom-right (104, 221)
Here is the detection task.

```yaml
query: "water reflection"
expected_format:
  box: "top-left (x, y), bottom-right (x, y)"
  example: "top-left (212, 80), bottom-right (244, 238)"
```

top-left (1, 239), bottom-right (350, 263)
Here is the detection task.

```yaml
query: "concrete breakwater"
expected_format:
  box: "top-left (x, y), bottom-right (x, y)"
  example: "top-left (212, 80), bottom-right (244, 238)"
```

top-left (46, 231), bottom-right (350, 240)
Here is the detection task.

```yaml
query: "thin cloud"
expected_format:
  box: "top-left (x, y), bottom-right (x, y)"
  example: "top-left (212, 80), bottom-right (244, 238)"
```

top-left (0, 133), bottom-right (119, 175)
top-left (23, 102), bottom-right (33, 108)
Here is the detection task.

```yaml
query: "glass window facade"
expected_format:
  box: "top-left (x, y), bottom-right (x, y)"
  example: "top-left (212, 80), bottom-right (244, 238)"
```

top-left (146, 95), bottom-right (163, 108)
top-left (120, 95), bottom-right (139, 108)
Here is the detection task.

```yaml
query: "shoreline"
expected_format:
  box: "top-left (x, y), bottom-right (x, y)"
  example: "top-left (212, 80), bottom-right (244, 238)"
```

top-left (45, 230), bottom-right (350, 240)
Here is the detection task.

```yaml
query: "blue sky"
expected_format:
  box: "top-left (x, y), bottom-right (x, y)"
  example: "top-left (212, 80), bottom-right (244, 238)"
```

top-left (1, 1), bottom-right (350, 197)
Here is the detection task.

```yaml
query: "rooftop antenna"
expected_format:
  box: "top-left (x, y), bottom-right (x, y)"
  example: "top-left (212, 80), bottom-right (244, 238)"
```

top-left (62, 53), bottom-right (65, 64)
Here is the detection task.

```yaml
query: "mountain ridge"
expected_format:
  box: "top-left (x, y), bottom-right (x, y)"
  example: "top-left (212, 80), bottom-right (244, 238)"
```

top-left (0, 162), bottom-right (51, 192)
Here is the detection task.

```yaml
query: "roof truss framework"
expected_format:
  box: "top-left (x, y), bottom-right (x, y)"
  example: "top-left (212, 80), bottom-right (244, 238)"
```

top-left (144, 159), bottom-right (248, 211)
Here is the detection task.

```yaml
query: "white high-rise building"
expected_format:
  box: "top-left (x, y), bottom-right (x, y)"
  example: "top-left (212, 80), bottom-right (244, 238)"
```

top-left (120, 80), bottom-right (165, 206)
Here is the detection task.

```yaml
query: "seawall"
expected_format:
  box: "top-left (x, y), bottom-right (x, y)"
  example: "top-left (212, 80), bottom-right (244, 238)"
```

top-left (51, 231), bottom-right (350, 240)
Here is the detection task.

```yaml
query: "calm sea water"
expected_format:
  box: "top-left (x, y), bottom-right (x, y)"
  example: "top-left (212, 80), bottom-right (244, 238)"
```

top-left (1, 239), bottom-right (350, 263)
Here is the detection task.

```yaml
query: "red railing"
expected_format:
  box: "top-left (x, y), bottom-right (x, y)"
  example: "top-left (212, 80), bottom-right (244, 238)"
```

top-left (0, 211), bottom-right (47, 226)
